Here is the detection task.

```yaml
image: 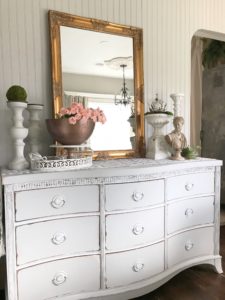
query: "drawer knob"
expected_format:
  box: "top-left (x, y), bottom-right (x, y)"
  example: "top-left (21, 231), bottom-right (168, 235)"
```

top-left (185, 183), bottom-right (194, 191)
top-left (132, 192), bottom-right (144, 202)
top-left (52, 232), bottom-right (66, 245)
top-left (185, 208), bottom-right (194, 217)
top-left (132, 224), bottom-right (144, 235)
top-left (185, 240), bottom-right (194, 251)
top-left (132, 262), bottom-right (144, 272)
top-left (52, 272), bottom-right (67, 286)
top-left (51, 195), bottom-right (65, 209)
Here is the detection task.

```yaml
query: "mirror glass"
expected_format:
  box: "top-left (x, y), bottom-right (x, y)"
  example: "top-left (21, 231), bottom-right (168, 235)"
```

top-left (49, 10), bottom-right (145, 159)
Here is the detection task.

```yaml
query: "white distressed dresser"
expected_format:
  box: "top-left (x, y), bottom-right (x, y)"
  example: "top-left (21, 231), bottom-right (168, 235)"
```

top-left (1, 158), bottom-right (223, 300)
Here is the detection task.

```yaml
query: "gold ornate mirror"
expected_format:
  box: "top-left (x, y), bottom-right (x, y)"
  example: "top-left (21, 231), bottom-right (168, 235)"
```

top-left (49, 10), bottom-right (145, 159)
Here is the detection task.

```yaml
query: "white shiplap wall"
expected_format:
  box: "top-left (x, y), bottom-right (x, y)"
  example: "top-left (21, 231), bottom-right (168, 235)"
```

top-left (0, 0), bottom-right (225, 166)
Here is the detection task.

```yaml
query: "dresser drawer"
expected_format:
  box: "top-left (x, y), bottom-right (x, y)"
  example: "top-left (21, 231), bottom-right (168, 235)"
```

top-left (166, 172), bottom-right (214, 201)
top-left (168, 227), bottom-right (214, 267)
top-left (16, 216), bottom-right (99, 265)
top-left (106, 207), bottom-right (164, 251)
top-left (167, 196), bottom-right (214, 234)
top-left (105, 180), bottom-right (164, 211)
top-left (106, 242), bottom-right (164, 288)
top-left (17, 255), bottom-right (100, 300)
top-left (15, 185), bottom-right (99, 221)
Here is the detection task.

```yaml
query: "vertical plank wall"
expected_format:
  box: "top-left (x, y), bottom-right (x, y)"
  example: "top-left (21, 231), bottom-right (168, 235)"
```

top-left (0, 0), bottom-right (225, 166)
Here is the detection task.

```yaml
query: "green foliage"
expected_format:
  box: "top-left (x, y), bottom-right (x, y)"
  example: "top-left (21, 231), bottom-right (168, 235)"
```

top-left (145, 111), bottom-right (173, 116)
top-left (181, 146), bottom-right (200, 159)
top-left (6, 85), bottom-right (27, 102)
top-left (202, 39), bottom-right (225, 69)
top-left (164, 111), bottom-right (173, 116)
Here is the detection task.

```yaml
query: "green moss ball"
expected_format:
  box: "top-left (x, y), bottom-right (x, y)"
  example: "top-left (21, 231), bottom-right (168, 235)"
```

top-left (6, 85), bottom-right (27, 102)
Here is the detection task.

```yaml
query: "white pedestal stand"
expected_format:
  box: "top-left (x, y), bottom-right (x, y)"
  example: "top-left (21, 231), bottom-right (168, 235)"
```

top-left (146, 114), bottom-right (172, 160)
top-left (27, 104), bottom-right (44, 155)
top-left (7, 101), bottom-right (29, 170)
top-left (170, 93), bottom-right (184, 117)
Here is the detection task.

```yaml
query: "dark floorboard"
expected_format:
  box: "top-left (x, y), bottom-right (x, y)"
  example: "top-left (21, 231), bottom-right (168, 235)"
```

top-left (1, 227), bottom-right (225, 300)
top-left (0, 290), bottom-right (4, 300)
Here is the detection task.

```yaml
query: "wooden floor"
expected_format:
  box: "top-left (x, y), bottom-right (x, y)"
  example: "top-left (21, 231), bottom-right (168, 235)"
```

top-left (1, 227), bottom-right (225, 300)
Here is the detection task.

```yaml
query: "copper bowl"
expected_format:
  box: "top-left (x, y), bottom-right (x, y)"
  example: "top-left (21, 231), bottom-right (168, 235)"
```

top-left (46, 118), bottom-right (95, 145)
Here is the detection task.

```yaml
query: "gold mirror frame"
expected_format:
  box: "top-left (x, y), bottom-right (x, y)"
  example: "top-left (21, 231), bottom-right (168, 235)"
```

top-left (49, 10), bottom-right (145, 159)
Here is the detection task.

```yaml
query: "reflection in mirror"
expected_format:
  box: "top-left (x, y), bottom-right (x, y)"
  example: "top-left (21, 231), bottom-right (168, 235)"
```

top-left (49, 10), bottom-right (145, 159)
top-left (64, 91), bottom-right (134, 151)
top-left (61, 27), bottom-right (134, 151)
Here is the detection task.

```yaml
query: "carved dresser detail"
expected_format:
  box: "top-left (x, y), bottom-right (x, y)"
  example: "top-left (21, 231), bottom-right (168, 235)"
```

top-left (2, 158), bottom-right (222, 300)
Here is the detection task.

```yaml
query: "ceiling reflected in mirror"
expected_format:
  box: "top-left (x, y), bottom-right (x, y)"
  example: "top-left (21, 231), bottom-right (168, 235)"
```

top-left (60, 26), bottom-right (133, 79)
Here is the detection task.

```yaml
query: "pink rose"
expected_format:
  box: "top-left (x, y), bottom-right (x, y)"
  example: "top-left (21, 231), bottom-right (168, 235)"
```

top-left (59, 107), bottom-right (70, 116)
top-left (68, 116), bottom-right (77, 124)
top-left (58, 102), bottom-right (106, 125)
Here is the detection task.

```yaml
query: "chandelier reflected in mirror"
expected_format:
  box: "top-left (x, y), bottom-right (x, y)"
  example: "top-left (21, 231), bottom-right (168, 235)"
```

top-left (115, 64), bottom-right (132, 106)
top-left (104, 56), bottom-right (134, 106)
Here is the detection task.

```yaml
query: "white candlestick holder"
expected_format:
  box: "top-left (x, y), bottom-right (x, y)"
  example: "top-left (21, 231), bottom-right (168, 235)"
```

top-left (27, 104), bottom-right (44, 155)
top-left (170, 93), bottom-right (184, 117)
top-left (7, 101), bottom-right (29, 170)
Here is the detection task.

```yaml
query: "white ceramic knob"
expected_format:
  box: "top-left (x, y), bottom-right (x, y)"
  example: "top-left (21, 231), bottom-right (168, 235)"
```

top-left (185, 208), bottom-right (194, 217)
top-left (51, 195), bottom-right (65, 209)
top-left (52, 232), bottom-right (66, 245)
top-left (52, 272), bottom-right (67, 286)
top-left (132, 192), bottom-right (144, 202)
top-left (132, 224), bottom-right (144, 235)
top-left (185, 240), bottom-right (194, 251)
top-left (132, 262), bottom-right (144, 272)
top-left (185, 183), bottom-right (194, 191)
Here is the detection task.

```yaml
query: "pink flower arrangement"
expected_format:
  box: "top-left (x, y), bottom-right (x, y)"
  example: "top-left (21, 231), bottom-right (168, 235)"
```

top-left (57, 102), bottom-right (106, 125)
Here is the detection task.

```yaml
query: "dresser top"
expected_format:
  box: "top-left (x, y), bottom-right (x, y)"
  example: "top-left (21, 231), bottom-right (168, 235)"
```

top-left (1, 157), bottom-right (222, 185)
